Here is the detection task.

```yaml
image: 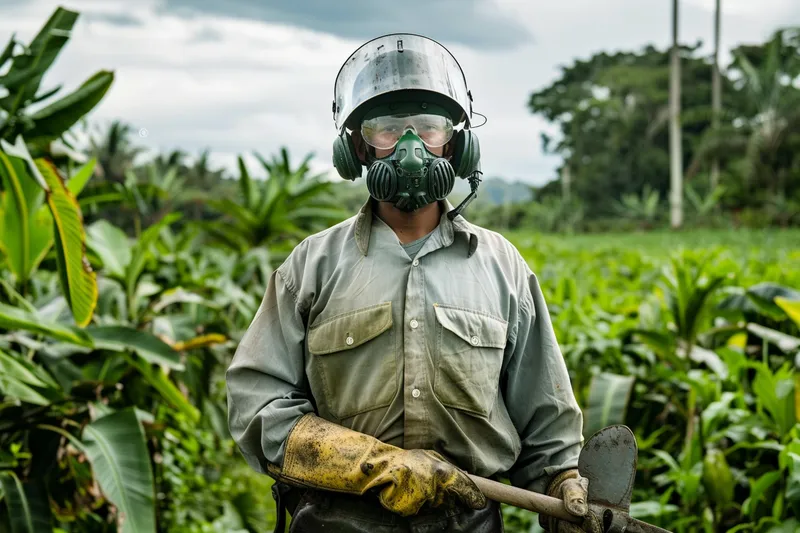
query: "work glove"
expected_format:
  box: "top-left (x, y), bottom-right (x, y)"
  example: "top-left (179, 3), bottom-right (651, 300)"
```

top-left (539, 469), bottom-right (603, 533)
top-left (268, 413), bottom-right (486, 517)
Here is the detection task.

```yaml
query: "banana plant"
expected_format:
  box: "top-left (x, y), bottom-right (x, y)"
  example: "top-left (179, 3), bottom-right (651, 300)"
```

top-left (0, 6), bottom-right (114, 153)
top-left (202, 147), bottom-right (349, 253)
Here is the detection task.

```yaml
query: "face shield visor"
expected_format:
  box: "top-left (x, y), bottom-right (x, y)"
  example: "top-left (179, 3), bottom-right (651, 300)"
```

top-left (332, 33), bottom-right (472, 133)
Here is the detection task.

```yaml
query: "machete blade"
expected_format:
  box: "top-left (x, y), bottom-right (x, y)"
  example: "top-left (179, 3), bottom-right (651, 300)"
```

top-left (578, 425), bottom-right (638, 513)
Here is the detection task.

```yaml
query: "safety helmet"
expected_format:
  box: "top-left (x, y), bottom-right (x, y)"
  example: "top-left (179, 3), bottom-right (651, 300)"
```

top-left (332, 33), bottom-right (474, 133)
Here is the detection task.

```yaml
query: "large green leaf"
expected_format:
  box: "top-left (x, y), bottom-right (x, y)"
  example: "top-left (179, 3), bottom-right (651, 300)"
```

top-left (753, 363), bottom-right (796, 437)
top-left (127, 355), bottom-right (198, 422)
top-left (35, 158), bottom-right (97, 326)
top-left (87, 220), bottom-right (131, 278)
top-left (0, 374), bottom-right (50, 406)
top-left (775, 297), bottom-right (800, 329)
top-left (26, 71), bottom-right (114, 142)
top-left (740, 283), bottom-right (800, 321)
top-left (0, 150), bottom-right (54, 283)
top-left (0, 349), bottom-right (48, 387)
top-left (125, 213), bottom-right (180, 321)
top-left (0, 7), bottom-right (77, 112)
top-left (0, 349), bottom-right (58, 406)
top-left (744, 471), bottom-right (782, 518)
top-left (747, 323), bottom-right (800, 353)
top-left (127, 213), bottom-right (180, 289)
top-left (583, 372), bottom-right (635, 439)
top-left (0, 302), bottom-right (92, 346)
top-left (0, 151), bottom-right (30, 282)
top-left (0, 472), bottom-right (52, 533)
top-left (65, 157), bottom-right (97, 197)
top-left (237, 155), bottom-right (255, 210)
top-left (784, 451), bottom-right (800, 519)
top-left (86, 325), bottom-right (183, 370)
top-left (80, 408), bottom-right (156, 533)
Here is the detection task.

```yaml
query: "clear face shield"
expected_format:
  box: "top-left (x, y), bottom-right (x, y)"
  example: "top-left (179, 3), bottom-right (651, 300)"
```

top-left (332, 34), bottom-right (473, 133)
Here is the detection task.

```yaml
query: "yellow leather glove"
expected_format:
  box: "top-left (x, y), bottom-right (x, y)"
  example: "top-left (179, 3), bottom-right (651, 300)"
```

top-left (268, 413), bottom-right (486, 517)
top-left (539, 469), bottom-right (602, 533)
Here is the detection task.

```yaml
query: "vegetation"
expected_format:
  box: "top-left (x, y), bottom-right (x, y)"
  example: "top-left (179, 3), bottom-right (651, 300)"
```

top-left (525, 25), bottom-right (800, 228)
top-left (0, 6), bottom-right (798, 533)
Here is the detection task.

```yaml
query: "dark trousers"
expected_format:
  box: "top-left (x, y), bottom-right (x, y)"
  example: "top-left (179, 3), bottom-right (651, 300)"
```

top-left (288, 489), bottom-right (504, 533)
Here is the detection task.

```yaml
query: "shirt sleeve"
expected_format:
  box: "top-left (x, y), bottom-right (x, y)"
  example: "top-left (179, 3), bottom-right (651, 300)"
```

top-left (225, 262), bottom-right (314, 474)
top-left (503, 263), bottom-right (584, 494)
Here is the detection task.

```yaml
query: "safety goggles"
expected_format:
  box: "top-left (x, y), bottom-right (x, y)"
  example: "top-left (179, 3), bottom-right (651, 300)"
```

top-left (361, 113), bottom-right (454, 150)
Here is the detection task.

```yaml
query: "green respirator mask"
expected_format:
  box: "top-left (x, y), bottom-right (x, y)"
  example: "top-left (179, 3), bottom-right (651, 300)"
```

top-left (332, 102), bottom-right (481, 213)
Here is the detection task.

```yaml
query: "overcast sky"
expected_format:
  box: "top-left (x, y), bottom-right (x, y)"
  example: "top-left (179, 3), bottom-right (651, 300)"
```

top-left (1, 0), bottom-right (798, 185)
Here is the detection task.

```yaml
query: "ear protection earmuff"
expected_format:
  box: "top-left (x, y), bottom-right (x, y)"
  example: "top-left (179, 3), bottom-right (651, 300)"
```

top-left (332, 130), bottom-right (363, 181)
top-left (451, 129), bottom-right (480, 178)
top-left (332, 128), bottom-right (481, 182)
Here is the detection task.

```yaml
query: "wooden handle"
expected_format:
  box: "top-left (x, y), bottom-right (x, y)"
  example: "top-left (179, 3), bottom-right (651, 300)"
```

top-left (467, 474), bottom-right (581, 524)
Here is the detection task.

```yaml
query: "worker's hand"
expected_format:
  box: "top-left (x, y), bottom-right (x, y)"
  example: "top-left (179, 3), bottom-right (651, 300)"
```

top-left (377, 448), bottom-right (487, 516)
top-left (270, 414), bottom-right (486, 517)
top-left (539, 469), bottom-right (602, 533)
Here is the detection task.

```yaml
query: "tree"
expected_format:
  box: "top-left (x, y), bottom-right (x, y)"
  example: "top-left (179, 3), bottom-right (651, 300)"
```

top-left (528, 27), bottom-right (799, 224)
top-left (688, 27), bottom-right (800, 207)
top-left (529, 43), bottom-right (719, 219)
top-left (669, 0), bottom-right (683, 228)
top-left (710, 0), bottom-right (722, 190)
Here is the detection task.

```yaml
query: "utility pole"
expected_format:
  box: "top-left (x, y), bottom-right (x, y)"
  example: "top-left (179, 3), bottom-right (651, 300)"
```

top-left (669, 0), bottom-right (684, 228)
top-left (562, 165), bottom-right (571, 202)
top-left (710, 0), bottom-right (722, 190)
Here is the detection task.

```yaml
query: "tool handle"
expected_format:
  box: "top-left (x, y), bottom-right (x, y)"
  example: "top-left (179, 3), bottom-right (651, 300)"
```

top-left (467, 474), bottom-right (581, 524)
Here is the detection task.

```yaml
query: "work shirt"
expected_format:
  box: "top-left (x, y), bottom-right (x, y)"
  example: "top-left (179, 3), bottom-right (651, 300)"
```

top-left (226, 197), bottom-right (583, 494)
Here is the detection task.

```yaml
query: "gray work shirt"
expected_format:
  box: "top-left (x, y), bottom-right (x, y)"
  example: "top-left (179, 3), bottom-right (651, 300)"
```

top-left (226, 197), bottom-right (583, 493)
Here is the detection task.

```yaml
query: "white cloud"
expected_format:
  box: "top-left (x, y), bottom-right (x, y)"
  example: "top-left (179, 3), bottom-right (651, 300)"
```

top-left (1, 0), bottom-right (798, 187)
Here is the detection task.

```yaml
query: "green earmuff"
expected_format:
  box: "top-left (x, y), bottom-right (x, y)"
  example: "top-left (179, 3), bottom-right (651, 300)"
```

top-left (451, 129), bottom-right (480, 178)
top-left (332, 128), bottom-right (480, 181)
top-left (332, 130), bottom-right (363, 181)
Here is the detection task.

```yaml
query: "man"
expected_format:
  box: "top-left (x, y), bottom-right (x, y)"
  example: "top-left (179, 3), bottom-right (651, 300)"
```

top-left (226, 33), bottom-right (599, 533)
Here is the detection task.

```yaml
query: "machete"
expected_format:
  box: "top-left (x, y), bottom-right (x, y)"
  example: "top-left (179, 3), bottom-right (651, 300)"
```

top-left (468, 425), bottom-right (674, 533)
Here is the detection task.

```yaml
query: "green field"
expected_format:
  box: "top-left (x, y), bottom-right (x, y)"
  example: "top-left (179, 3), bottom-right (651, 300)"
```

top-left (500, 229), bottom-right (800, 532)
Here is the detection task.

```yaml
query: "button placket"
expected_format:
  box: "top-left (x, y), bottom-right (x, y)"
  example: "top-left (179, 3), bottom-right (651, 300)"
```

top-left (403, 251), bottom-right (428, 449)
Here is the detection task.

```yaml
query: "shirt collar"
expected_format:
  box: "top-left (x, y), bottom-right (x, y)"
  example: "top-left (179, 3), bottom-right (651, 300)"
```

top-left (354, 197), bottom-right (478, 258)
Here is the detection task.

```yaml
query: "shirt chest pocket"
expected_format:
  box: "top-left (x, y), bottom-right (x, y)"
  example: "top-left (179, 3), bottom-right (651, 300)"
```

top-left (433, 303), bottom-right (508, 418)
top-left (307, 302), bottom-right (397, 420)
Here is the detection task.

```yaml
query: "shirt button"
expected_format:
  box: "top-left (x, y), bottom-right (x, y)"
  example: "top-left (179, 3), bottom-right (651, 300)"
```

top-left (411, 388), bottom-right (421, 398)
top-left (412, 259), bottom-right (419, 267)
top-left (346, 336), bottom-right (354, 346)
top-left (410, 319), bottom-right (419, 329)
top-left (470, 335), bottom-right (480, 345)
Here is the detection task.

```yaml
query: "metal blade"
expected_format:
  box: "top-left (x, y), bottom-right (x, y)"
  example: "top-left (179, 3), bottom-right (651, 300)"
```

top-left (578, 425), bottom-right (638, 512)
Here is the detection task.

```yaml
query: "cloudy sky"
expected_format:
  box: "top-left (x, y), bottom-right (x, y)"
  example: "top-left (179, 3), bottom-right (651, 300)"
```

top-left (1, 0), bottom-right (798, 185)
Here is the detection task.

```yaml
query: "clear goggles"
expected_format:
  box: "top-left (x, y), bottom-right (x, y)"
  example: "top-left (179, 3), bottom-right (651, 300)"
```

top-left (360, 113), bottom-right (454, 151)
